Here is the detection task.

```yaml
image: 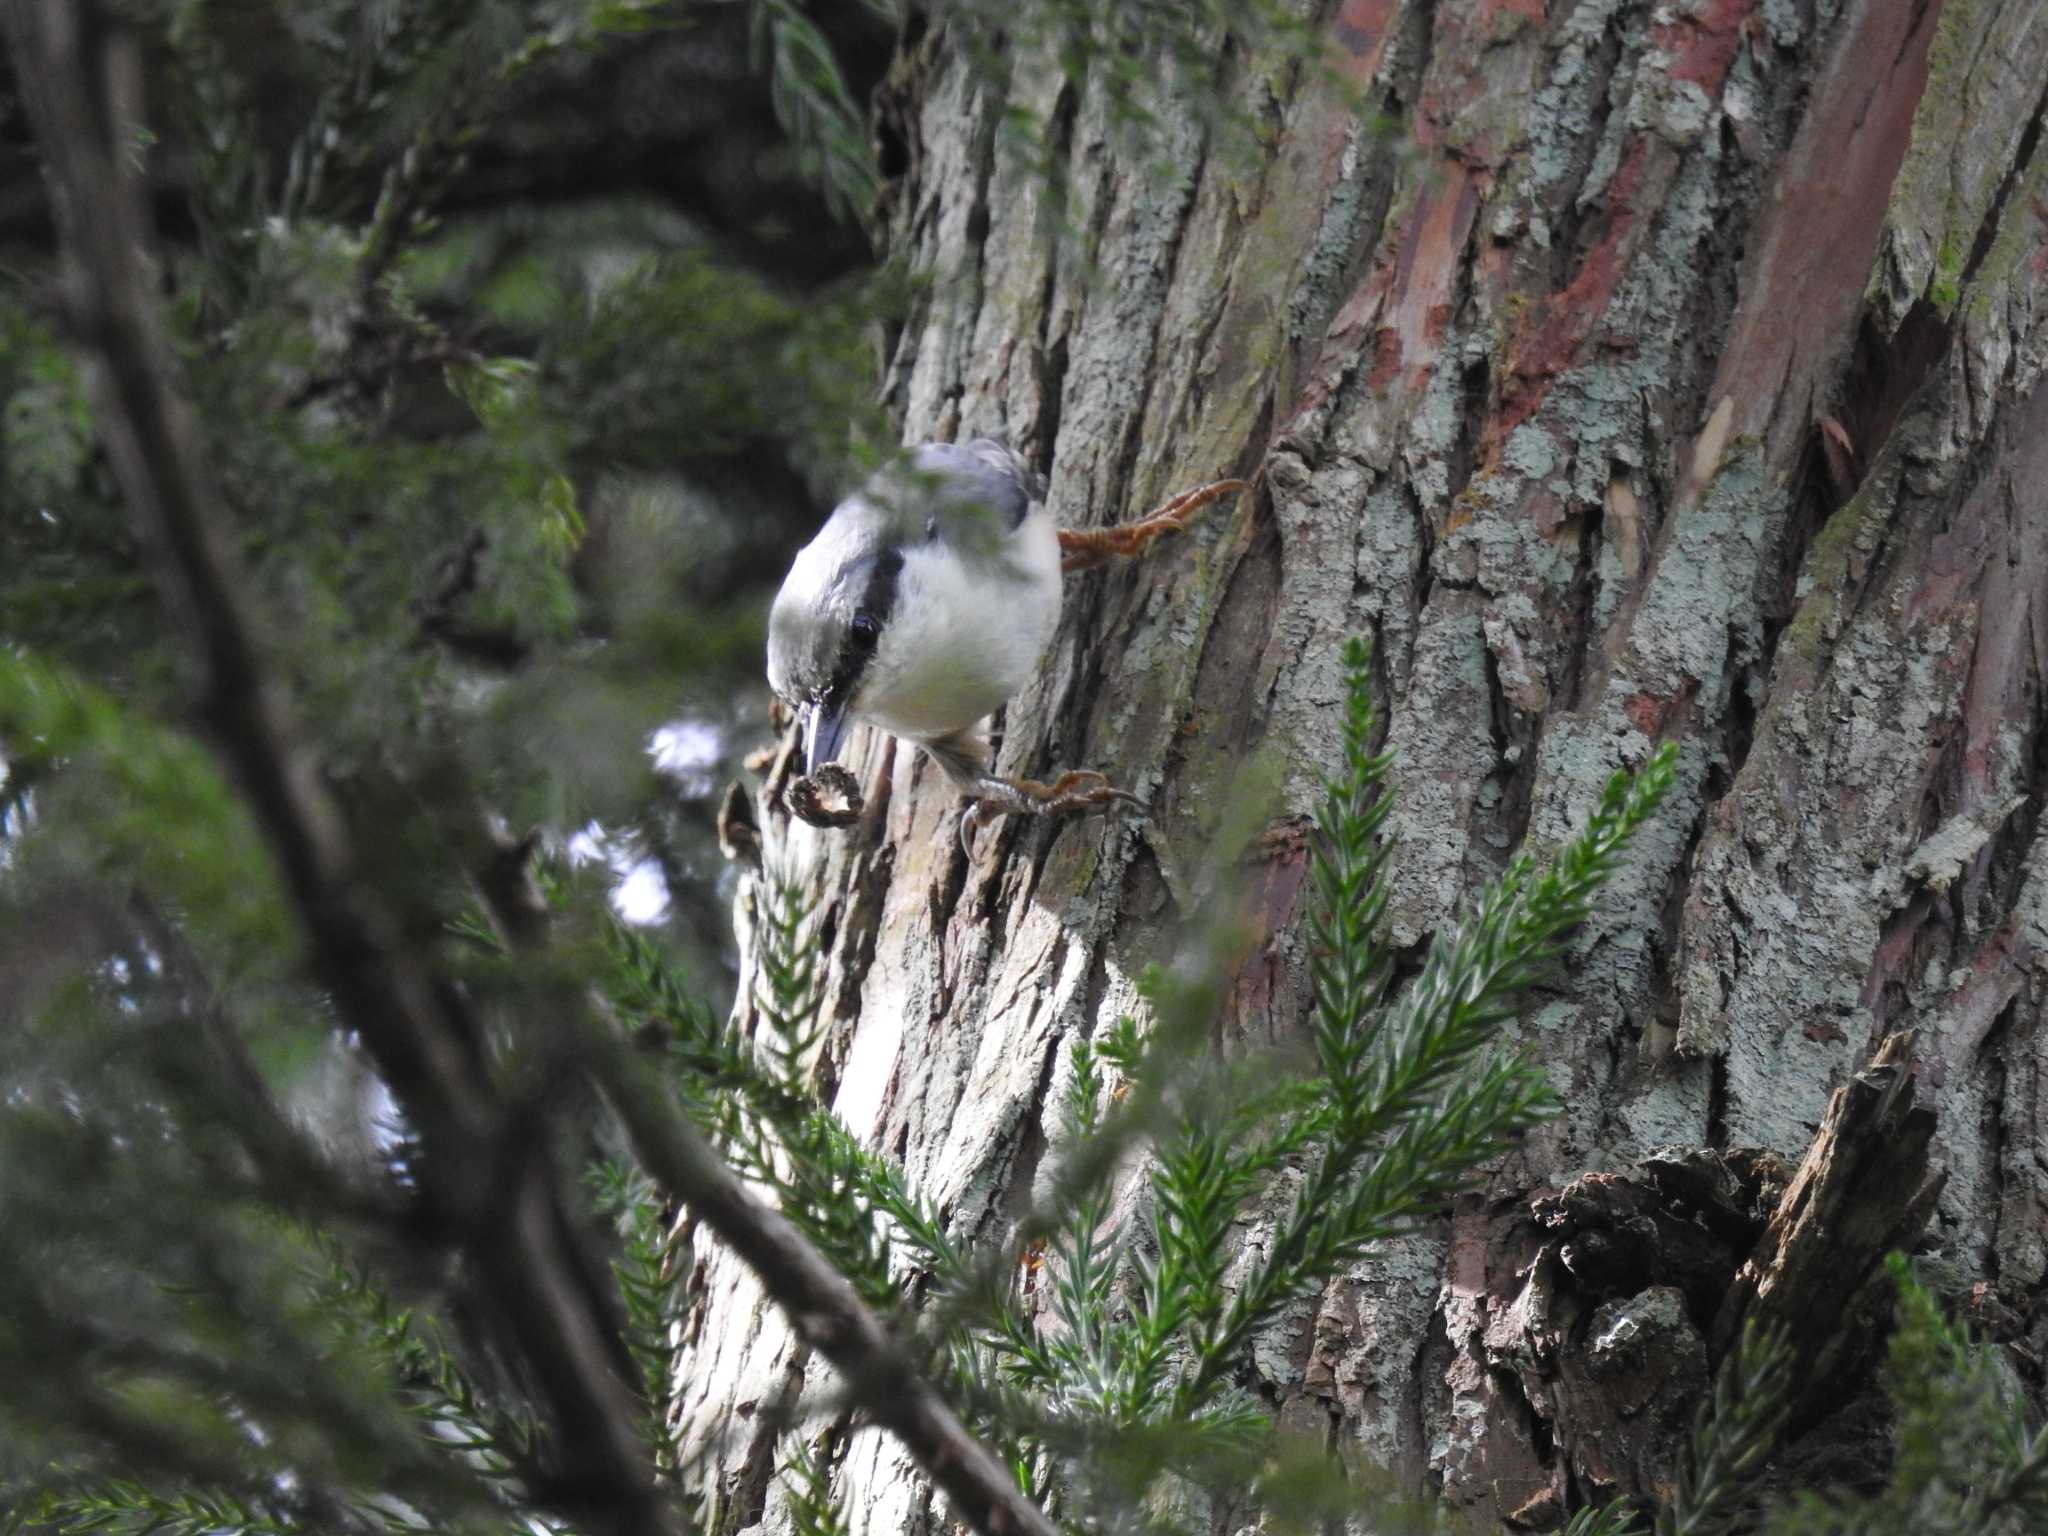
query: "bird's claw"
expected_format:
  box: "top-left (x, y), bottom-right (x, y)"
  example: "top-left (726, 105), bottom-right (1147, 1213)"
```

top-left (958, 770), bottom-right (1142, 858)
top-left (1057, 477), bottom-right (1251, 574)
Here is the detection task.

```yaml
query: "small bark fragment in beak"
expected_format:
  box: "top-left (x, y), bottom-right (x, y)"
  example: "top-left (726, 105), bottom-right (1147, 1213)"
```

top-left (789, 764), bottom-right (863, 829)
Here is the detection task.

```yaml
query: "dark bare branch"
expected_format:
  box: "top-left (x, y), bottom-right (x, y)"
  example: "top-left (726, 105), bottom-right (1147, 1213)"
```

top-left (459, 827), bottom-right (1057, 1536)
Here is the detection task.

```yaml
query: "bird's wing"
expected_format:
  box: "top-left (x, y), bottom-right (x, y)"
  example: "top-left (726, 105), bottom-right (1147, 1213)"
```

top-left (959, 439), bottom-right (1046, 516)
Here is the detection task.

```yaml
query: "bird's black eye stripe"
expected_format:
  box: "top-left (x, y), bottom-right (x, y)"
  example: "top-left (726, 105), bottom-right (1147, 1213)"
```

top-left (856, 548), bottom-right (903, 634)
top-left (824, 547), bottom-right (903, 702)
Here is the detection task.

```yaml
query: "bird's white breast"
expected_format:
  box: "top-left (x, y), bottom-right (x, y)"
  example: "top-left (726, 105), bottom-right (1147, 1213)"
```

top-left (855, 505), bottom-right (1062, 742)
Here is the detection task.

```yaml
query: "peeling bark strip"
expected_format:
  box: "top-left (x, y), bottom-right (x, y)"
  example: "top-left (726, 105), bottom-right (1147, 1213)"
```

top-left (693, 0), bottom-right (2048, 1528)
top-left (1443, 1150), bottom-right (1786, 1514)
top-left (1712, 1032), bottom-right (1943, 1422)
top-left (1470, 1036), bottom-right (1938, 1517)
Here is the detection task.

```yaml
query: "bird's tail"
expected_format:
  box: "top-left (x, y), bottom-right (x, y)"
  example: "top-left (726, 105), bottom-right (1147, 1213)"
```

top-left (920, 728), bottom-right (992, 787)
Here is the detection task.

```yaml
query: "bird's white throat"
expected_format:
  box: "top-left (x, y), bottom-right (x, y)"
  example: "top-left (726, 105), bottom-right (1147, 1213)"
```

top-left (853, 507), bottom-right (1062, 744)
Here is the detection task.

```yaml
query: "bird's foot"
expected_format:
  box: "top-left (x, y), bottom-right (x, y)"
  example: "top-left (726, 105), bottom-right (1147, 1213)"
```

top-left (959, 770), bottom-right (1141, 856)
top-left (1058, 477), bottom-right (1252, 574)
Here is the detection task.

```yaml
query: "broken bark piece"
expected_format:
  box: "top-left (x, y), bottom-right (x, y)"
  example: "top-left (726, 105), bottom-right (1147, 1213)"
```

top-left (716, 781), bottom-right (762, 867)
top-left (1640, 1144), bottom-right (1793, 1248)
top-left (1553, 1287), bottom-right (1709, 1508)
top-left (1530, 1160), bottom-right (1761, 1326)
top-left (1711, 1030), bottom-right (1945, 1425)
top-left (1492, 1146), bottom-right (1810, 1510)
top-left (1504, 1485), bottom-right (1564, 1532)
top-left (788, 764), bottom-right (864, 828)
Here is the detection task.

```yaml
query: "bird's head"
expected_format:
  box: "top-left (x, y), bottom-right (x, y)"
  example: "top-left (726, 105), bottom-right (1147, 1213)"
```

top-left (766, 525), bottom-right (902, 775)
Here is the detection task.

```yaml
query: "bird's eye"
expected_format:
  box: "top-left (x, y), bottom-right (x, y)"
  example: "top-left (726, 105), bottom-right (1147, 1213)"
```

top-left (850, 613), bottom-right (881, 649)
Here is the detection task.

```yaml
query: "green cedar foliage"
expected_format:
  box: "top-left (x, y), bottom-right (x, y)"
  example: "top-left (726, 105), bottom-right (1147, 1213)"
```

top-left (1759, 1257), bottom-right (2048, 1535)
top-left (0, 2), bottom-right (880, 1525)
top-left (0, 596), bottom-right (1681, 1534)
top-left (1563, 1321), bottom-right (1795, 1536)
top-left (1, 5), bottom-right (894, 991)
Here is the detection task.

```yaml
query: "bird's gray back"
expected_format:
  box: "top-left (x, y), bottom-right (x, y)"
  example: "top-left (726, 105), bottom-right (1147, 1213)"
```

top-left (862, 440), bottom-right (1042, 553)
top-left (913, 440), bottom-right (1042, 531)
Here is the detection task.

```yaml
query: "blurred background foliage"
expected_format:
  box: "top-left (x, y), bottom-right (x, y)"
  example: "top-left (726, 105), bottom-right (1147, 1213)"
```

top-left (2, 0), bottom-right (903, 980)
top-left (0, 0), bottom-right (908, 1517)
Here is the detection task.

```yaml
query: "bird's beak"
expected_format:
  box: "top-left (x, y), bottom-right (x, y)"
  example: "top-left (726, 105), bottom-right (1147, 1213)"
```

top-left (801, 700), bottom-right (850, 774)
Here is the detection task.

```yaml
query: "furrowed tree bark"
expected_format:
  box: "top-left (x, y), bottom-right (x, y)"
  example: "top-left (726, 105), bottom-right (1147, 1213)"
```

top-left (689, 0), bottom-right (2048, 1529)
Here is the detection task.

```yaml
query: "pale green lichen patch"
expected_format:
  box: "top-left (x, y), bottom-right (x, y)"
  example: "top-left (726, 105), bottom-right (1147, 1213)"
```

top-left (1501, 421), bottom-right (1559, 480)
top-left (1868, 0), bottom-right (2047, 328)
top-left (1869, 792), bottom-right (2030, 907)
top-left (1381, 602), bottom-right (1499, 947)
top-left (1630, 75), bottom-right (1714, 146)
top-left (1777, 486), bottom-right (1888, 669)
top-left (1520, 0), bottom-right (1633, 204)
top-left (1761, 0), bottom-right (1803, 49)
top-left (1958, 146), bottom-right (2048, 412)
top-left (1626, 446), bottom-right (1768, 698)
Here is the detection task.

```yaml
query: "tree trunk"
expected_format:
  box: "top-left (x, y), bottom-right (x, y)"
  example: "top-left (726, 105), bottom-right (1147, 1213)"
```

top-left (680, 0), bottom-right (2048, 1528)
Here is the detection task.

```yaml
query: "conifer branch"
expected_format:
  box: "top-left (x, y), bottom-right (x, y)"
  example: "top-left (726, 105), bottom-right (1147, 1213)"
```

top-left (1175, 655), bottom-right (1678, 1408)
top-left (5, 4), bottom-right (670, 1527)
top-left (1664, 1321), bottom-right (1793, 1536)
top-left (584, 1018), bottom-right (1063, 1536)
top-left (352, 1), bottom-right (678, 296)
top-left (17, 11), bottom-right (1051, 1524)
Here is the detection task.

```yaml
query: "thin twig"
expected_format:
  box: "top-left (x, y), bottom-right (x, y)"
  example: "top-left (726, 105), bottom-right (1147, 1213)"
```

top-left (126, 889), bottom-right (406, 1228)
